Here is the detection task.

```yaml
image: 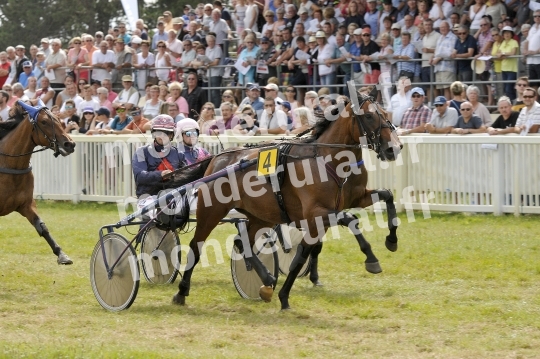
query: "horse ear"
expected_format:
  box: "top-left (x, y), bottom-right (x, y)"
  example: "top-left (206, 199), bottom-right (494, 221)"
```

top-left (17, 100), bottom-right (40, 122)
top-left (37, 98), bottom-right (46, 108)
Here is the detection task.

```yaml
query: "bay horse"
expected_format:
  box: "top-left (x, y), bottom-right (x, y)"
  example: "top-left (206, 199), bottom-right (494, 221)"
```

top-left (168, 94), bottom-right (402, 310)
top-left (0, 100), bottom-right (76, 265)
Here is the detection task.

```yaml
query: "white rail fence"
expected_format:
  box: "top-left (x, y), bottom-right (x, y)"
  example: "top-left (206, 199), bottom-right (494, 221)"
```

top-left (33, 134), bottom-right (540, 216)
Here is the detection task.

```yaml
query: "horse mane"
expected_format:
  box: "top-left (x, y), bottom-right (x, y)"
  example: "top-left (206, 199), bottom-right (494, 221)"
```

top-left (304, 98), bottom-right (352, 143)
top-left (161, 156), bottom-right (215, 190)
top-left (0, 105), bottom-right (26, 141)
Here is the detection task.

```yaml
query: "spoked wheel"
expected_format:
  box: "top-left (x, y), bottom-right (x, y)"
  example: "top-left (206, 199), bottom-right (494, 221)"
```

top-left (273, 224), bottom-right (311, 277)
top-left (90, 233), bottom-right (139, 311)
top-left (140, 224), bottom-right (180, 284)
top-left (231, 232), bottom-right (279, 300)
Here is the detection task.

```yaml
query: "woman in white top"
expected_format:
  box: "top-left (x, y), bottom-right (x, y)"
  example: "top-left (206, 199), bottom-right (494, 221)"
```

top-left (166, 30), bottom-right (183, 66)
top-left (24, 77), bottom-right (37, 99)
top-left (261, 10), bottom-right (276, 36)
top-left (134, 40), bottom-right (155, 95)
top-left (244, 0), bottom-right (259, 32)
top-left (377, 33), bottom-right (394, 75)
top-left (235, 0), bottom-right (247, 35)
top-left (142, 85), bottom-right (163, 118)
top-left (467, 0), bottom-right (487, 35)
top-left (315, 31), bottom-right (336, 93)
top-left (155, 40), bottom-right (172, 82)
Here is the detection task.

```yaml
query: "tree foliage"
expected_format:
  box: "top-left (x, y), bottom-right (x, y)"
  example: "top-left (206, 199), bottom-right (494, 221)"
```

top-left (139, 0), bottom-right (191, 29)
top-left (0, 0), bottom-right (124, 49)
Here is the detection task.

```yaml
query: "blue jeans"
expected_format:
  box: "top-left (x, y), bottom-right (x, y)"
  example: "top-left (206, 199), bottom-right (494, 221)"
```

top-left (320, 73), bottom-right (337, 93)
top-left (502, 71), bottom-right (517, 101)
top-left (209, 76), bottom-right (222, 108)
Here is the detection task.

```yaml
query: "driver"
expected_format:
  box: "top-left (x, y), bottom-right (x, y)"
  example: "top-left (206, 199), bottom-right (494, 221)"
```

top-left (175, 118), bottom-right (210, 165)
top-left (132, 114), bottom-right (186, 213)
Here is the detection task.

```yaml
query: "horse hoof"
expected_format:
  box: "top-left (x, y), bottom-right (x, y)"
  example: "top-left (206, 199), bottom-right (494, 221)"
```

top-left (385, 236), bottom-right (398, 252)
top-left (365, 261), bottom-right (382, 274)
top-left (57, 253), bottom-right (73, 265)
top-left (259, 285), bottom-right (274, 302)
top-left (311, 280), bottom-right (323, 287)
top-left (280, 306), bottom-right (292, 311)
top-left (172, 293), bottom-right (186, 306)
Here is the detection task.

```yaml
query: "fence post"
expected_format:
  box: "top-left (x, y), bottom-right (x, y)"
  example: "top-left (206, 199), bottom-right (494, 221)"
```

top-left (492, 144), bottom-right (504, 215)
top-left (71, 137), bottom-right (81, 204)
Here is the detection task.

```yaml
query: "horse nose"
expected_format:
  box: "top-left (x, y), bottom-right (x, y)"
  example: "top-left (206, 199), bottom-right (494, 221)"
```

top-left (63, 141), bottom-right (76, 151)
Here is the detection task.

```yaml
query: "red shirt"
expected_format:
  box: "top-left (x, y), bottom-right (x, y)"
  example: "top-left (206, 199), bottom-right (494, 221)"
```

top-left (0, 61), bottom-right (10, 88)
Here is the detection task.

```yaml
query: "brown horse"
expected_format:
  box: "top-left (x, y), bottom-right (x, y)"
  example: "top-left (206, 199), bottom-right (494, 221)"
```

top-left (0, 100), bottom-right (76, 264)
top-left (169, 94), bottom-right (402, 310)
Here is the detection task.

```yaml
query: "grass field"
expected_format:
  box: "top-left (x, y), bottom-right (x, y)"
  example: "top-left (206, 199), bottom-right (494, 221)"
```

top-left (0, 201), bottom-right (539, 358)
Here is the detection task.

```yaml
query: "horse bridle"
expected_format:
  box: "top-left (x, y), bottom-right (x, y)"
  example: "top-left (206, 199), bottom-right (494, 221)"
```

top-left (351, 94), bottom-right (396, 159)
top-left (0, 100), bottom-right (62, 158)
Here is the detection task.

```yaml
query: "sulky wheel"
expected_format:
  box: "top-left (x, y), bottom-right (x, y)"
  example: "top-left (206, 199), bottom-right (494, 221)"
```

top-left (231, 231), bottom-right (279, 300)
top-left (140, 224), bottom-right (180, 284)
top-left (273, 224), bottom-right (311, 278)
top-left (90, 233), bottom-right (140, 312)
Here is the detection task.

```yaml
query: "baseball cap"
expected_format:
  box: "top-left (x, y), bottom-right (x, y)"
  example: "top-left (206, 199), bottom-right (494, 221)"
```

top-left (411, 87), bottom-right (425, 96)
top-left (281, 101), bottom-right (291, 111)
top-left (264, 83), bottom-right (279, 92)
top-left (453, 24), bottom-right (460, 31)
top-left (433, 96), bottom-right (447, 105)
top-left (95, 31), bottom-right (104, 37)
top-left (16, 45), bottom-right (25, 49)
top-left (130, 106), bottom-right (141, 116)
top-left (115, 38), bottom-right (125, 44)
top-left (22, 61), bottom-right (32, 68)
top-left (248, 83), bottom-right (260, 91)
top-left (157, 20), bottom-right (165, 25)
top-left (391, 23), bottom-right (401, 30)
top-left (353, 28), bottom-right (363, 35)
top-left (131, 36), bottom-right (142, 44)
top-left (308, 36), bottom-right (316, 42)
top-left (362, 27), bottom-right (372, 35)
top-left (261, 36), bottom-right (270, 42)
top-left (338, 23), bottom-right (346, 29)
top-left (41, 38), bottom-right (50, 44)
top-left (96, 107), bottom-right (110, 117)
top-left (315, 30), bottom-right (326, 38)
top-left (82, 107), bottom-right (95, 114)
top-left (298, 8), bottom-right (308, 14)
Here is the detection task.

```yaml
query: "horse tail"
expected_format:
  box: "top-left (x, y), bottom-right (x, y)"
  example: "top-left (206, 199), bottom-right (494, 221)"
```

top-left (165, 156), bottom-right (215, 189)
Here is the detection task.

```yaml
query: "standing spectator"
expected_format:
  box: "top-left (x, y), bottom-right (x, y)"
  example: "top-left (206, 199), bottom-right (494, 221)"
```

top-left (513, 87), bottom-right (540, 134)
top-left (35, 77), bottom-right (55, 108)
top-left (466, 85), bottom-right (493, 126)
top-left (399, 0), bottom-right (419, 24)
top-left (358, 27), bottom-right (381, 84)
top-left (452, 101), bottom-right (487, 134)
top-left (178, 39), bottom-right (196, 82)
top-left (165, 30), bottom-right (184, 65)
top-left (431, 21), bottom-right (456, 99)
top-left (451, 25), bottom-right (477, 82)
top-left (210, 9), bottom-right (230, 51)
top-left (349, 28), bottom-right (364, 85)
top-left (345, 1), bottom-right (366, 29)
top-left (182, 72), bottom-right (207, 120)
top-left (92, 41), bottom-right (115, 85)
top-left (117, 22), bottom-right (132, 44)
top-left (111, 39), bottom-right (133, 88)
top-left (13, 45), bottom-right (30, 85)
top-left (465, 0), bottom-right (486, 35)
top-left (364, 0), bottom-right (380, 38)
top-left (487, 96), bottom-right (520, 134)
top-left (151, 20), bottom-right (168, 51)
top-left (421, 19), bottom-right (440, 102)
top-left (112, 75), bottom-right (139, 110)
top-left (428, 0), bottom-right (452, 30)
top-left (55, 81), bottom-right (81, 110)
top-left (328, 34), bottom-right (353, 98)
top-left (315, 31), bottom-right (336, 92)
top-left (205, 34), bottom-right (224, 108)
top-left (44, 39), bottom-right (67, 92)
top-left (83, 35), bottom-right (98, 74)
top-left (214, 0), bottom-right (232, 26)
top-left (485, 0), bottom-right (506, 30)
top-left (142, 85), bottom-right (163, 118)
top-left (244, 0), bottom-right (259, 32)
top-left (0, 90), bottom-right (10, 121)
top-left (167, 81), bottom-right (189, 117)
top-left (155, 40), bottom-right (172, 82)
top-left (416, 0), bottom-right (430, 26)
top-left (515, 0), bottom-right (531, 29)
top-left (184, 22), bottom-right (202, 43)
top-left (238, 34), bottom-right (259, 87)
top-left (379, 0), bottom-right (399, 37)
top-left (235, 0), bottom-right (247, 35)
top-left (67, 37), bottom-right (89, 82)
top-left (394, 31), bottom-right (416, 81)
top-left (397, 87), bottom-right (431, 134)
top-left (474, 17), bottom-right (494, 106)
top-left (525, 10), bottom-right (540, 90)
top-left (134, 40), bottom-right (155, 94)
top-left (0, 52), bottom-right (10, 88)
top-left (425, 95), bottom-right (458, 133)
top-left (491, 28), bottom-right (504, 100)
top-left (389, 76), bottom-right (412, 126)
top-left (39, 38), bottom-right (51, 59)
top-left (497, 26), bottom-right (519, 101)
top-left (391, 23), bottom-right (403, 51)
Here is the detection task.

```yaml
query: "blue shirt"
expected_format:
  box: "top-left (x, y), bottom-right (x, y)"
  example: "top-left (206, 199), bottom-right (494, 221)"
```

top-left (395, 43), bottom-right (416, 74)
top-left (151, 31), bottom-right (168, 50)
top-left (349, 42), bottom-right (362, 72)
top-left (19, 71), bottom-right (35, 88)
top-left (109, 115), bottom-right (132, 130)
top-left (455, 35), bottom-right (477, 72)
top-left (364, 10), bottom-right (380, 38)
top-left (334, 42), bottom-right (351, 75)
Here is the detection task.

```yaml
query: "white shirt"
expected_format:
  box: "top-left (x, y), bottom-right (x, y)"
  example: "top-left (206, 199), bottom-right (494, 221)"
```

top-left (206, 45), bottom-right (224, 77)
top-left (388, 90), bottom-right (412, 127)
top-left (317, 43), bottom-right (335, 76)
top-left (209, 19), bottom-right (229, 45)
top-left (0, 106), bottom-right (10, 121)
top-left (76, 99), bottom-right (100, 116)
top-left (92, 50), bottom-right (116, 82)
top-left (516, 102), bottom-right (540, 133)
top-left (422, 31), bottom-right (441, 67)
top-left (429, 107), bottom-right (458, 128)
top-left (428, 1), bottom-right (453, 29)
top-left (113, 87), bottom-right (140, 107)
top-left (527, 24), bottom-right (540, 65)
top-left (259, 109), bottom-right (288, 130)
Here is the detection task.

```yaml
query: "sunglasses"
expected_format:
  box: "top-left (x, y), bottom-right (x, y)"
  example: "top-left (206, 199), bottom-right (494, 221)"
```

top-left (362, 34), bottom-right (370, 37)
top-left (516, 83), bottom-right (527, 86)
top-left (264, 104), bottom-right (274, 107)
top-left (183, 130), bottom-right (198, 137)
top-left (86, 39), bottom-right (93, 42)
top-left (460, 108), bottom-right (472, 111)
top-left (523, 95), bottom-right (535, 98)
top-left (435, 104), bottom-right (444, 107)
top-left (203, 107), bottom-right (214, 110)
top-left (157, 45), bottom-right (166, 48)
top-left (458, 32), bottom-right (466, 35)
top-left (73, 42), bottom-right (81, 45)
top-left (243, 112), bottom-right (254, 116)
top-left (246, 41), bottom-right (254, 44)
top-left (412, 94), bottom-right (423, 98)
top-left (83, 112), bottom-right (94, 115)
top-left (117, 108), bottom-right (126, 113)
top-left (286, 89), bottom-right (295, 92)
top-left (65, 105), bottom-right (74, 109)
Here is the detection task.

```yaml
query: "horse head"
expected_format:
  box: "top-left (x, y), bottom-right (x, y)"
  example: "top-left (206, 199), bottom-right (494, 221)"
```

top-left (15, 99), bottom-right (76, 157)
top-left (349, 92), bottom-right (402, 161)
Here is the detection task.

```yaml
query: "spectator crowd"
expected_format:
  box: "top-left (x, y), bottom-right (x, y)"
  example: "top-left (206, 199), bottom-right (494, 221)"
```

top-left (0, 0), bottom-right (539, 136)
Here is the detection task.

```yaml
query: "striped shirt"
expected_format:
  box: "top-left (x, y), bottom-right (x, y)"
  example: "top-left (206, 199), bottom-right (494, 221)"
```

top-left (401, 104), bottom-right (432, 130)
top-left (395, 43), bottom-right (416, 74)
top-left (516, 102), bottom-right (540, 133)
top-left (434, 32), bottom-right (457, 73)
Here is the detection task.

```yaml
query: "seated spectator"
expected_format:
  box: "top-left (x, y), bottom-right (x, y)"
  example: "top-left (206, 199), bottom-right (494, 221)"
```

top-left (166, 101), bottom-right (186, 123)
top-left (232, 104), bottom-right (259, 135)
top-left (304, 90), bottom-right (321, 112)
top-left (113, 75), bottom-right (139, 111)
top-left (451, 25), bottom-right (477, 82)
top-left (448, 81), bottom-right (467, 117)
top-left (512, 76), bottom-right (529, 112)
top-left (138, 82), bottom-right (153, 108)
top-left (181, 72), bottom-right (207, 120)
top-left (239, 83), bottom-right (264, 116)
top-left (0, 90), bottom-right (10, 121)
top-left (251, 97), bottom-right (288, 135)
top-left (425, 96), bottom-right (458, 134)
top-left (388, 76), bottom-right (412, 127)
top-left (76, 84), bottom-right (100, 115)
top-left (290, 106), bottom-right (316, 134)
top-left (12, 83), bottom-right (28, 102)
top-left (513, 87), bottom-right (540, 134)
top-left (451, 101), bottom-right (487, 134)
top-left (121, 107), bottom-right (150, 134)
top-left (142, 85), bottom-right (163, 118)
top-left (209, 102), bottom-right (239, 134)
top-left (284, 85), bottom-right (298, 114)
top-left (197, 102), bottom-right (217, 134)
top-left (397, 87), bottom-right (431, 135)
top-left (34, 77), bottom-right (55, 108)
top-left (24, 77), bottom-right (38, 100)
top-left (158, 84), bottom-right (169, 102)
top-left (18, 61), bottom-right (34, 89)
top-left (56, 81), bottom-right (82, 110)
top-left (221, 89), bottom-right (239, 113)
top-left (166, 82), bottom-right (189, 117)
top-left (281, 101), bottom-right (293, 130)
top-left (101, 105), bottom-right (132, 134)
top-left (394, 31), bottom-right (416, 81)
top-left (466, 85), bottom-right (492, 126)
top-left (86, 107), bottom-right (111, 135)
top-left (77, 107), bottom-right (96, 134)
top-left (60, 100), bottom-right (81, 131)
top-left (96, 86), bottom-right (113, 114)
top-left (488, 96), bottom-right (520, 135)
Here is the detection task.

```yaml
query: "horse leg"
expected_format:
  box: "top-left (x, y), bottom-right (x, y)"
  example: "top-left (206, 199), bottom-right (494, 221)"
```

top-left (18, 202), bottom-right (72, 265)
top-left (308, 242), bottom-right (324, 286)
top-left (234, 219), bottom-right (277, 302)
top-left (278, 241), bottom-right (313, 310)
top-left (359, 189), bottom-right (399, 252)
top-left (338, 211), bottom-right (382, 274)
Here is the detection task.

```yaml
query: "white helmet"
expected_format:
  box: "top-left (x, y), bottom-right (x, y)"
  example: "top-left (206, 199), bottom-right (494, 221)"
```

top-left (176, 118), bottom-right (199, 134)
